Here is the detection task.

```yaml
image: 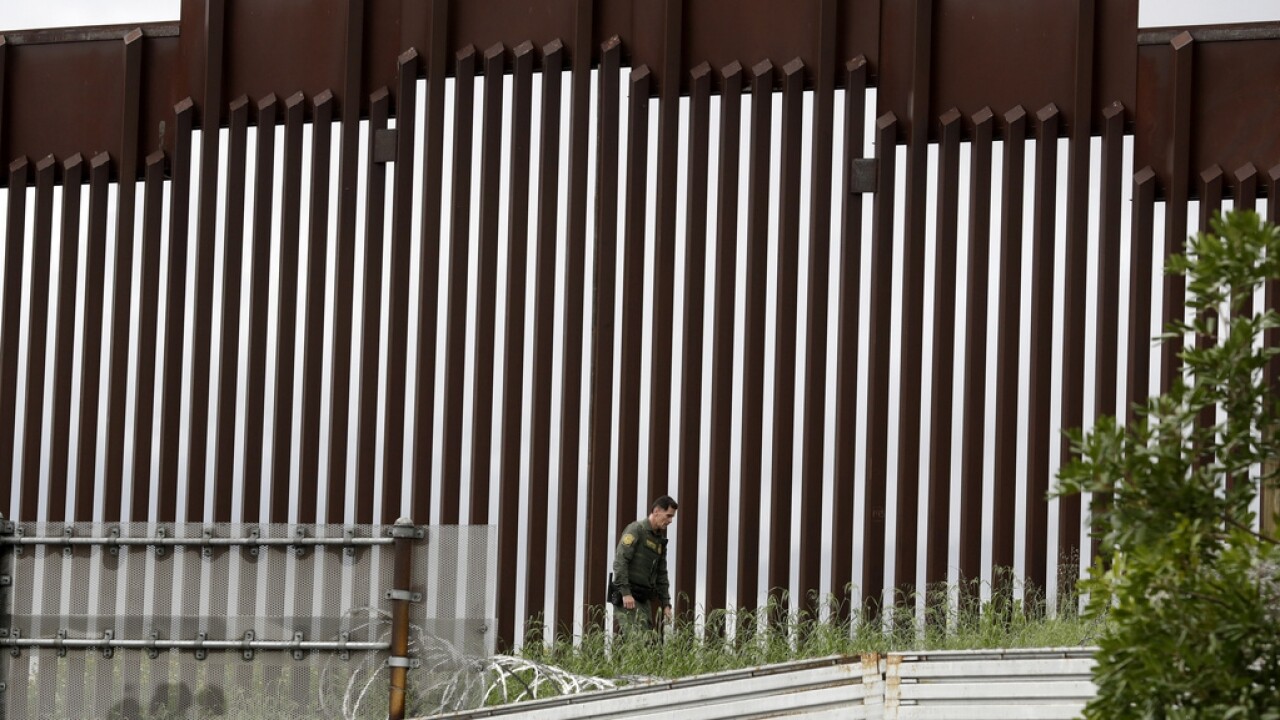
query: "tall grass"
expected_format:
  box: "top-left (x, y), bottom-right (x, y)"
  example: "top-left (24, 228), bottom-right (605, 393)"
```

top-left (515, 575), bottom-right (1103, 687)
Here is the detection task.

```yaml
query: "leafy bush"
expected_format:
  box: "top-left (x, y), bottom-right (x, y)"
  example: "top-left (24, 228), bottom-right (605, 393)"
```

top-left (1057, 211), bottom-right (1280, 719)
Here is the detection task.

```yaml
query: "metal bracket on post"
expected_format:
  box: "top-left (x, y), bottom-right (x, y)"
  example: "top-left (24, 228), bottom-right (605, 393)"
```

top-left (202, 528), bottom-right (214, 558)
top-left (343, 528), bottom-right (356, 556)
top-left (108, 526), bottom-right (121, 556)
top-left (153, 527), bottom-right (167, 557)
top-left (56, 629), bottom-right (67, 657)
top-left (241, 630), bottom-right (255, 661)
top-left (383, 589), bottom-right (422, 603)
top-left (246, 527), bottom-right (261, 558)
top-left (387, 656), bottom-right (420, 669)
top-left (101, 630), bottom-right (114, 659)
top-left (851, 158), bottom-right (878, 194)
top-left (338, 631), bottom-right (351, 661)
top-left (147, 631), bottom-right (160, 659)
top-left (62, 525), bottom-right (74, 557)
top-left (388, 525), bottom-right (425, 541)
top-left (194, 632), bottom-right (207, 661)
top-left (291, 631), bottom-right (305, 661)
top-left (293, 527), bottom-right (307, 557)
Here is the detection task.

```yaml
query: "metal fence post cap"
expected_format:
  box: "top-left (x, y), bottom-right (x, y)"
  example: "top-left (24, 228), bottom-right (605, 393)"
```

top-left (394, 517), bottom-right (413, 526)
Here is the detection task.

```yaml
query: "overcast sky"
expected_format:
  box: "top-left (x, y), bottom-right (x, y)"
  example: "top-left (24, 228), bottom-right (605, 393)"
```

top-left (1, 0), bottom-right (1278, 32)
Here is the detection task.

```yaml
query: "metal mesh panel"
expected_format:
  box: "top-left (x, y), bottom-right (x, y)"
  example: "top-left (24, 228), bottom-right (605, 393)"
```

top-left (0, 523), bottom-right (496, 719)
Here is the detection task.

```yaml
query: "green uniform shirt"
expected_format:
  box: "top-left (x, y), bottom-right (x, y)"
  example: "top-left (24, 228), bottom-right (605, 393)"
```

top-left (613, 518), bottom-right (671, 607)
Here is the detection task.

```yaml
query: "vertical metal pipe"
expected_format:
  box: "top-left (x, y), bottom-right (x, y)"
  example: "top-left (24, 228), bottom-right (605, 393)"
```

top-left (959, 107), bottom-right (994, 601)
top-left (1162, 32), bottom-right (1194, 392)
top-left (992, 105), bottom-right (1027, 592)
top-left (831, 57), bottom-right (868, 617)
top-left (356, 89), bottom-right (390, 524)
top-left (470, 43), bottom-right (506, 526)
top-left (1026, 104), bottom-right (1060, 598)
top-left (864, 112), bottom-right (898, 615)
top-left (440, 47), bottom-right (477, 526)
top-left (705, 62), bottom-right (743, 617)
top-left (555, 0), bottom-right (597, 633)
top-left (296, 91), bottom-right (334, 522)
top-left (133, 151), bottom-right (167, 523)
top-left (102, 28), bottom-right (143, 519)
top-left (159, 99), bottom-right (195, 522)
top-left (497, 41), bottom-right (535, 649)
top-left (675, 62), bottom-right (711, 620)
top-left (243, 94), bottom-right (280, 522)
top-left (48, 154), bottom-right (84, 520)
top-left (78, 154), bottom-right (111, 521)
top-left (0, 159), bottom-right (27, 512)
top-left (925, 109), bottom-right (962, 592)
top-left (618, 65), bottom-right (653, 537)
top-left (383, 50), bottom-right (420, 522)
top-left (527, 39), bottom-right (565, 632)
top-left (20, 155), bottom-right (57, 515)
top-left (584, 37), bottom-right (622, 618)
top-left (767, 58), bottom-right (805, 607)
top-left (1126, 167), bottom-right (1158, 426)
top-left (387, 518), bottom-right (414, 720)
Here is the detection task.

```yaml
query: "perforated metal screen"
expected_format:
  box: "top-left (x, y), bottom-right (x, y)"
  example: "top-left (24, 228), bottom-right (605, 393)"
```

top-left (0, 522), bottom-right (495, 719)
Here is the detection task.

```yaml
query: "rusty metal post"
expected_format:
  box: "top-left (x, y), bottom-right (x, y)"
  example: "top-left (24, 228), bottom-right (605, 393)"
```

top-left (387, 517), bottom-right (421, 720)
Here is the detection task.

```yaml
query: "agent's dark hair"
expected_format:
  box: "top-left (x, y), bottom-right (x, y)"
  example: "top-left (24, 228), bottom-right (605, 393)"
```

top-left (651, 495), bottom-right (679, 511)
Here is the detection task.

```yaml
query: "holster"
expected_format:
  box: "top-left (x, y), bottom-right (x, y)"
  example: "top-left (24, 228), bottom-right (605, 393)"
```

top-left (607, 573), bottom-right (623, 606)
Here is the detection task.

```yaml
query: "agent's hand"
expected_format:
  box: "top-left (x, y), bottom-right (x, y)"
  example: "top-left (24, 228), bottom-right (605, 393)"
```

top-left (622, 594), bottom-right (635, 610)
top-left (663, 606), bottom-right (673, 621)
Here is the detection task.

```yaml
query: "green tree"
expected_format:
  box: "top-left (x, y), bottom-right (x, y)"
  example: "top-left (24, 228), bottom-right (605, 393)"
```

top-left (1057, 211), bottom-right (1280, 719)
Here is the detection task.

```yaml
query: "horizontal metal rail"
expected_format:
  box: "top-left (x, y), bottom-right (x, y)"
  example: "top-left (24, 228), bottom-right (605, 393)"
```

top-left (0, 636), bottom-right (389, 652)
top-left (0, 535), bottom-right (394, 548)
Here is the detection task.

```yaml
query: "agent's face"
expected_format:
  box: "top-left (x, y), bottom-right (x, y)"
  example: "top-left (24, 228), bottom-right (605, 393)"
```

top-left (650, 506), bottom-right (677, 531)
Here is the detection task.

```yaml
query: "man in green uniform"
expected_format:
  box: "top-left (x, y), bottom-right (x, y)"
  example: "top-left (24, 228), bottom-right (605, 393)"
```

top-left (612, 496), bottom-right (678, 636)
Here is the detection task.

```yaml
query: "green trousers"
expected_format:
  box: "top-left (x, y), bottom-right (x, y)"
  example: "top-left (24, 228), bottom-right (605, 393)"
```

top-left (615, 597), bottom-right (654, 637)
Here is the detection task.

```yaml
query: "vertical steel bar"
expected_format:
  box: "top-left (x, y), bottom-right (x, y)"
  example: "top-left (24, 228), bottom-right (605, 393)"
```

top-left (705, 62), bottom-right (743, 617)
top-left (469, 44), bottom-right (506, 526)
top-left (102, 28), bottom-right (143, 518)
top-left (831, 57), bottom-right (867, 616)
top-left (132, 151), bottom-right (166, 523)
top-left (1126, 167), bottom-right (1157, 426)
top-left (188, 0), bottom-right (227, 522)
top-left (440, 47), bottom-right (477, 526)
top-left (20, 155), bottom-right (57, 514)
top-left (959, 107), bottom-right (994, 600)
top-left (1199, 166), bottom-right (1223, 232)
top-left (584, 37), bottom-right (623, 617)
top-left (1026, 104), bottom-right (1060, 598)
top-left (863, 112), bottom-right (898, 614)
top-left (327, 0), bottom-right (367, 521)
top-left (992, 106), bottom-right (1027, 589)
top-left (1089, 105), bottom-right (1124, 565)
top-left (270, 92), bottom-right (306, 523)
top-left (76, 154), bottom-right (110, 521)
top-left (738, 60), bottom-right (774, 612)
top-left (383, 51), bottom-right (420, 523)
top-left (214, 97), bottom-right (250, 521)
top-left (356, 88), bottom-right (390, 524)
top-left (647, 0), bottom-right (683, 504)
top-left (497, 40), bottom-right (535, 648)
top-left (158, 99), bottom-right (195, 522)
top-left (48, 154), bottom-right (84, 521)
top-left (1093, 103), bottom-right (1125, 424)
top-left (893, 0), bottom-right (934, 604)
top-left (617, 64), bottom-right (651, 551)
top-left (1234, 163), bottom-right (1257, 213)
top-left (768, 58), bottom-right (805, 605)
top-left (411, 0), bottom-right (450, 520)
top-left (242, 95), bottom-right (280, 522)
top-left (1266, 166), bottom-right (1280, 397)
top-left (0, 159), bottom-right (26, 511)
top-left (1162, 32), bottom-right (1194, 392)
top-left (1057, 0), bottom-right (1096, 579)
top-left (799, 0), bottom-right (838, 614)
top-left (674, 62), bottom-right (711, 619)
top-left (554, 0), bottom-right (597, 633)
top-left (925, 109), bottom-right (962, 591)
top-left (299, 91), bottom-right (334, 523)
top-left (527, 39), bottom-right (565, 631)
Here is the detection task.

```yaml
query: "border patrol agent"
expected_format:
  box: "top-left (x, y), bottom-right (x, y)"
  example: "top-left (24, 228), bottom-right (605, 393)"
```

top-left (612, 496), bottom-right (678, 635)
